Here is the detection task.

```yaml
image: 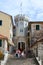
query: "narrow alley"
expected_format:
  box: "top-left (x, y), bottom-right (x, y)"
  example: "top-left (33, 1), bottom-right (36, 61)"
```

top-left (6, 57), bottom-right (39, 65)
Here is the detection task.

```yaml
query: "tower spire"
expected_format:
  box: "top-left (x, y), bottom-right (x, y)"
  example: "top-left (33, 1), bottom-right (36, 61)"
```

top-left (20, 2), bottom-right (22, 15)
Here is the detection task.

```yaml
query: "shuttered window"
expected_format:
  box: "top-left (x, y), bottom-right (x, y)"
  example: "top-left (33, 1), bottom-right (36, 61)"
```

top-left (0, 20), bottom-right (2, 25)
top-left (36, 25), bottom-right (40, 30)
top-left (0, 40), bottom-right (2, 47)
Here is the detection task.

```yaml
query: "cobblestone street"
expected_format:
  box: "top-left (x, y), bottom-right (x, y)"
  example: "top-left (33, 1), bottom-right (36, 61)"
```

top-left (6, 57), bottom-right (38, 65)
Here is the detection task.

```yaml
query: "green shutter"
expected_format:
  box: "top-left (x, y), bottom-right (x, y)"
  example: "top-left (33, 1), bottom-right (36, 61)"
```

top-left (0, 40), bottom-right (2, 47)
top-left (36, 25), bottom-right (40, 30)
top-left (0, 20), bottom-right (2, 25)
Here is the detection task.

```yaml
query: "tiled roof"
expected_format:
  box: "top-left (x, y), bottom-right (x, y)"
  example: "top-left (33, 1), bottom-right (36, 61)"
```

top-left (0, 11), bottom-right (12, 16)
top-left (0, 34), bottom-right (8, 39)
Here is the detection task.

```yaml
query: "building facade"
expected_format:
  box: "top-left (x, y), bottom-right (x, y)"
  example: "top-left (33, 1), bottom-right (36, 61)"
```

top-left (13, 14), bottom-right (29, 51)
top-left (0, 11), bottom-right (14, 53)
top-left (28, 22), bottom-right (43, 65)
top-left (29, 22), bottom-right (43, 46)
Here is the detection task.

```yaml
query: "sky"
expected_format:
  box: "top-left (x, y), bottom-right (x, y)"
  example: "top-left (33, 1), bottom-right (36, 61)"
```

top-left (0, 0), bottom-right (43, 21)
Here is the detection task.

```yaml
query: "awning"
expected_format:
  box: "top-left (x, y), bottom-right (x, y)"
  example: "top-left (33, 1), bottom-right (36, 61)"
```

top-left (0, 34), bottom-right (15, 46)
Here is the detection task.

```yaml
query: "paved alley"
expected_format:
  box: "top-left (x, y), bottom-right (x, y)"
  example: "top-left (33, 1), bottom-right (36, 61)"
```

top-left (6, 57), bottom-right (38, 65)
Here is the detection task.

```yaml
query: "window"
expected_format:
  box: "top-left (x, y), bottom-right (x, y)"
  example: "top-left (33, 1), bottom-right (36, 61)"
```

top-left (36, 25), bottom-right (40, 30)
top-left (20, 29), bottom-right (23, 32)
top-left (0, 20), bottom-right (2, 25)
top-left (28, 33), bottom-right (30, 36)
top-left (17, 23), bottom-right (18, 27)
top-left (25, 23), bottom-right (27, 26)
top-left (0, 40), bottom-right (2, 47)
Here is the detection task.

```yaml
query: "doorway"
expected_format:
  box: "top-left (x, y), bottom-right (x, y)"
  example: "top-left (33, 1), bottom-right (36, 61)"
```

top-left (18, 42), bottom-right (25, 51)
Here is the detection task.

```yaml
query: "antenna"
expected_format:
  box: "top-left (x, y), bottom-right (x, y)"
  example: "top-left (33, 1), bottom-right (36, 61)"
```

top-left (20, 2), bottom-right (22, 15)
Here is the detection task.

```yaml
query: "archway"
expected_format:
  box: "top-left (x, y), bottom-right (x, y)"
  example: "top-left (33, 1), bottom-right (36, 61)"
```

top-left (18, 42), bottom-right (25, 51)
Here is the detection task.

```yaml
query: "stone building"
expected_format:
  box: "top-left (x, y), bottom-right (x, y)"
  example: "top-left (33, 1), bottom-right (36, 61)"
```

top-left (28, 21), bottom-right (43, 65)
top-left (0, 11), bottom-right (14, 53)
top-left (13, 14), bottom-right (29, 51)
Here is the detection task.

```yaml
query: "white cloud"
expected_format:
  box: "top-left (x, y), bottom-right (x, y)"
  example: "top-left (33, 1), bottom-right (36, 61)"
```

top-left (36, 13), bottom-right (43, 20)
top-left (0, 0), bottom-right (43, 21)
top-left (31, 0), bottom-right (43, 9)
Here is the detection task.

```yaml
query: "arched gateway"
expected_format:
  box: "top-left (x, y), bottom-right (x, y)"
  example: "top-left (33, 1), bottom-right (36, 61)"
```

top-left (18, 42), bottom-right (25, 51)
